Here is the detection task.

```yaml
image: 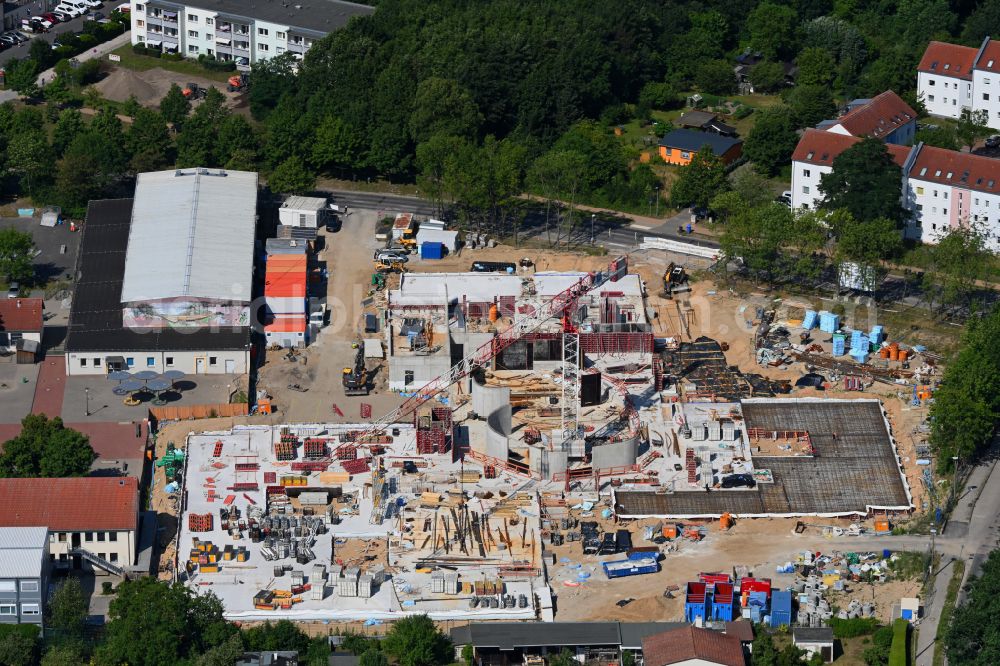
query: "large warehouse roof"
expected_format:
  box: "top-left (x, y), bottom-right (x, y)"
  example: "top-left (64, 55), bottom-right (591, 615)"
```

top-left (121, 168), bottom-right (258, 304)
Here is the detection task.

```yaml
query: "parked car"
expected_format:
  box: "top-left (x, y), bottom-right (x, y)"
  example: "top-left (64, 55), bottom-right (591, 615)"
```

top-left (51, 11), bottom-right (73, 22)
top-left (0, 35), bottom-right (17, 47)
top-left (4, 31), bottom-right (28, 43)
top-left (83, 0), bottom-right (103, 7)
top-left (41, 12), bottom-right (61, 23)
top-left (720, 473), bottom-right (756, 489)
top-left (85, 11), bottom-right (106, 21)
top-left (6, 282), bottom-right (20, 299)
top-left (986, 135), bottom-right (1000, 149)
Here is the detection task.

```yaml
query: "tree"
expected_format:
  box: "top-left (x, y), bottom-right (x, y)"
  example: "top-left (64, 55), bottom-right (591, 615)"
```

top-left (720, 203), bottom-right (794, 281)
top-left (0, 415), bottom-right (95, 478)
top-left (410, 77), bottom-right (482, 143)
top-left (42, 75), bottom-right (72, 107)
top-left (695, 60), bottom-right (736, 95)
top-left (947, 549), bottom-right (1000, 664)
top-left (956, 108), bottom-right (991, 151)
top-left (638, 81), bottom-right (679, 110)
top-left (127, 108), bottom-right (172, 170)
top-left (0, 626), bottom-right (40, 666)
top-left (0, 228), bottom-right (35, 284)
top-left (819, 138), bottom-right (906, 225)
top-left (801, 16), bottom-right (867, 84)
top-left (785, 85), bottom-right (836, 128)
top-left (5, 59), bottom-right (39, 98)
top-left (42, 643), bottom-right (89, 666)
top-left (827, 210), bottom-right (902, 264)
top-left (381, 614), bottom-right (453, 666)
top-left (48, 579), bottom-right (88, 641)
top-left (6, 130), bottom-right (55, 196)
top-left (311, 115), bottom-right (364, 175)
top-left (360, 649), bottom-right (390, 666)
top-left (962, 0), bottom-right (1000, 45)
top-left (747, 2), bottom-right (798, 60)
top-left (795, 47), bottom-right (836, 87)
top-left (744, 106), bottom-right (798, 176)
top-left (159, 83), bottom-right (191, 126)
top-left (195, 633), bottom-right (246, 666)
top-left (268, 157), bottom-right (316, 195)
top-left (920, 225), bottom-right (992, 312)
top-left (96, 578), bottom-right (236, 666)
top-left (52, 109), bottom-right (87, 156)
top-left (56, 132), bottom-right (127, 213)
top-left (243, 621), bottom-right (310, 653)
top-left (416, 133), bottom-right (467, 215)
top-left (670, 147), bottom-right (729, 209)
top-left (750, 61), bottom-right (786, 93)
top-left (528, 148), bottom-right (589, 246)
top-left (915, 124), bottom-right (959, 151)
top-left (246, 52), bottom-right (298, 120)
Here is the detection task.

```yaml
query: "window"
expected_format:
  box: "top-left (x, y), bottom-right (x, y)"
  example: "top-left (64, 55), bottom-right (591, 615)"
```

top-left (987, 78), bottom-right (993, 84)
top-left (205, 17), bottom-right (213, 25)
top-left (934, 190), bottom-right (938, 197)
top-left (126, 357), bottom-right (134, 367)
top-left (58, 533), bottom-right (66, 542)
top-left (944, 192), bottom-right (948, 199)
top-left (984, 93), bottom-right (991, 101)
top-left (21, 604), bottom-right (40, 616)
top-left (258, 27), bottom-right (268, 35)
top-left (209, 356), bottom-right (218, 366)
top-left (146, 357), bottom-right (155, 367)
top-left (953, 99), bottom-right (957, 105)
top-left (166, 357), bottom-right (174, 367)
top-left (943, 208), bottom-right (948, 215)
top-left (110, 552), bottom-right (119, 562)
top-left (98, 553), bottom-right (106, 561)
top-left (928, 79), bottom-right (935, 86)
top-left (188, 30), bottom-right (198, 37)
top-left (188, 45), bottom-right (199, 53)
top-left (85, 532), bottom-right (93, 542)
top-left (109, 532), bottom-right (118, 542)
top-left (0, 605), bottom-right (15, 616)
top-left (136, 20), bottom-right (144, 28)
top-left (80, 358), bottom-right (87, 367)
top-left (976, 198), bottom-right (980, 205)
top-left (681, 151), bottom-right (690, 159)
top-left (916, 204), bottom-right (923, 211)
top-left (97, 532), bottom-right (105, 542)
top-left (664, 148), bottom-right (672, 156)
top-left (404, 370), bottom-right (414, 385)
top-left (803, 169), bottom-right (811, 177)
top-left (802, 186), bottom-right (810, 194)
top-left (187, 13), bottom-right (198, 21)
top-left (135, 2), bottom-right (143, 10)
top-left (20, 581), bottom-right (38, 593)
top-left (946, 172), bottom-right (953, 179)
top-left (932, 207), bottom-right (937, 214)
top-left (916, 187), bottom-right (924, 195)
top-left (93, 358), bottom-right (101, 367)
top-left (276, 47), bottom-right (285, 54)
top-left (259, 43), bottom-right (269, 51)
top-left (0, 582), bottom-right (14, 592)
top-left (276, 31), bottom-right (286, 39)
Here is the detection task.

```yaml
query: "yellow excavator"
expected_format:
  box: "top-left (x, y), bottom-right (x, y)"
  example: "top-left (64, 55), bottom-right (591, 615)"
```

top-left (342, 346), bottom-right (369, 396)
top-left (662, 262), bottom-right (688, 298)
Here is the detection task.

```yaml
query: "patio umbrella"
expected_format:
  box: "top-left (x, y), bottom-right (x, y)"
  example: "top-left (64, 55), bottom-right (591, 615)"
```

top-left (146, 378), bottom-right (172, 393)
top-left (107, 370), bottom-right (132, 382)
top-left (133, 370), bottom-right (159, 381)
top-left (119, 379), bottom-right (145, 393)
top-left (162, 370), bottom-right (186, 381)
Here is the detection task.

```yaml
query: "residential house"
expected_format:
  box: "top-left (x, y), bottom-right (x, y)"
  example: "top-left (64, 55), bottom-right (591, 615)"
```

top-left (790, 129), bottom-right (910, 210)
top-left (130, 0), bottom-right (373, 65)
top-left (658, 129), bottom-right (743, 166)
top-left (0, 298), bottom-right (43, 362)
top-left (823, 91), bottom-right (917, 145)
top-left (791, 627), bottom-right (834, 663)
top-left (917, 37), bottom-right (1000, 129)
top-left (0, 527), bottom-right (48, 631)
top-left (642, 625), bottom-right (747, 666)
top-left (676, 111), bottom-right (737, 137)
top-left (0, 477), bottom-right (140, 574)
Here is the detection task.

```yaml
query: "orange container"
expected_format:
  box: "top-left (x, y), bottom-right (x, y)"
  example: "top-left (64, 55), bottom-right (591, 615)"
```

top-left (898, 349), bottom-right (908, 362)
top-left (662, 524), bottom-right (678, 539)
top-left (489, 304), bottom-right (499, 322)
top-left (879, 347), bottom-right (890, 359)
top-left (889, 347), bottom-right (898, 361)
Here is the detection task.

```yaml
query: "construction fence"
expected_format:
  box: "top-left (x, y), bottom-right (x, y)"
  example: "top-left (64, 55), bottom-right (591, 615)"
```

top-left (149, 402), bottom-right (249, 423)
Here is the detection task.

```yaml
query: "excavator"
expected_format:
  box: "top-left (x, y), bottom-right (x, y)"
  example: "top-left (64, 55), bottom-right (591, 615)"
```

top-left (227, 73), bottom-right (249, 93)
top-left (662, 262), bottom-right (688, 298)
top-left (342, 346), bottom-right (369, 396)
top-left (373, 259), bottom-right (407, 273)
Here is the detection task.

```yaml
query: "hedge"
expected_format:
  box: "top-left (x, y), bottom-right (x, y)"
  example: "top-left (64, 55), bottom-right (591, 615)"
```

top-left (889, 618), bottom-right (910, 666)
top-left (829, 617), bottom-right (881, 638)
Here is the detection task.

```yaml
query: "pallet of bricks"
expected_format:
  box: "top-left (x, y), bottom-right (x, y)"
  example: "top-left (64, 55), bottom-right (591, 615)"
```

top-left (275, 434), bottom-right (298, 461)
top-left (342, 458), bottom-right (370, 474)
top-left (189, 513), bottom-right (214, 532)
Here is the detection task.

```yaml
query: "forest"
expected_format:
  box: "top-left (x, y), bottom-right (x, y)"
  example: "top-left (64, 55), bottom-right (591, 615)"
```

top-left (2, 0), bottom-right (999, 226)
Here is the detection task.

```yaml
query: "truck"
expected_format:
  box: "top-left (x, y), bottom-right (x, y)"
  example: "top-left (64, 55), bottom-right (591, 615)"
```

top-left (602, 557), bottom-right (659, 579)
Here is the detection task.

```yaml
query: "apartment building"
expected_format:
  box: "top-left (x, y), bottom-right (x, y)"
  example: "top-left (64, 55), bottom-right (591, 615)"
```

top-left (917, 36), bottom-right (1000, 130)
top-left (130, 0), bottom-right (374, 64)
top-left (0, 528), bottom-right (47, 631)
top-left (790, 130), bottom-right (1000, 250)
top-left (823, 91), bottom-right (917, 145)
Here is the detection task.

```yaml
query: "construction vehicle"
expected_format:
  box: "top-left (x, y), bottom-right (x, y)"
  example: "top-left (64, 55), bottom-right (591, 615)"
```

top-left (371, 273), bottom-right (386, 290)
top-left (342, 346), bottom-right (369, 396)
top-left (392, 213), bottom-right (418, 250)
top-left (373, 259), bottom-right (407, 273)
top-left (662, 262), bottom-right (688, 297)
top-left (182, 82), bottom-right (205, 100)
top-left (227, 72), bottom-right (249, 92)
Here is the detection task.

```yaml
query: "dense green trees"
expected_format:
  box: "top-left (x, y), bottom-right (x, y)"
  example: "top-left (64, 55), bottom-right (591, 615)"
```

top-left (0, 415), bottom-right (95, 478)
top-left (947, 549), bottom-right (1000, 664)
top-left (670, 147), bottom-right (729, 208)
top-left (744, 106), bottom-right (799, 176)
top-left (819, 138), bottom-right (906, 225)
top-left (928, 306), bottom-right (1000, 469)
top-left (0, 228), bottom-right (35, 284)
top-left (382, 615), bottom-right (453, 666)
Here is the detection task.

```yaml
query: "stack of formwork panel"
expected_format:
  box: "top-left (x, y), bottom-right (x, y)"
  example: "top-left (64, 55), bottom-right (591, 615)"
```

top-left (341, 458), bottom-right (370, 475)
top-left (498, 295), bottom-right (516, 318)
top-left (303, 438), bottom-right (328, 459)
top-left (358, 573), bottom-right (374, 598)
top-left (686, 449), bottom-right (698, 485)
top-left (340, 568), bottom-right (359, 597)
top-left (431, 572), bottom-right (445, 593)
top-left (274, 438), bottom-right (297, 461)
top-left (416, 429), bottom-right (445, 454)
top-left (444, 572), bottom-right (460, 595)
top-left (189, 513), bottom-right (214, 532)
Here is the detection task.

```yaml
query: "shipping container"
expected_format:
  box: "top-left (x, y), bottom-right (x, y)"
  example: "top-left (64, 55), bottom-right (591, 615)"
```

top-left (420, 242), bottom-right (445, 260)
top-left (770, 590), bottom-right (792, 627)
top-left (602, 557), bottom-right (659, 579)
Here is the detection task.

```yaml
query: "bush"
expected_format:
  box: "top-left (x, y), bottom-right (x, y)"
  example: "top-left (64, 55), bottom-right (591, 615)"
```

top-left (132, 43), bottom-right (148, 56)
top-left (197, 55), bottom-right (237, 72)
top-left (733, 105), bottom-right (754, 120)
top-left (830, 617), bottom-right (881, 638)
top-left (889, 619), bottom-right (909, 666)
top-left (101, 581), bottom-right (114, 595)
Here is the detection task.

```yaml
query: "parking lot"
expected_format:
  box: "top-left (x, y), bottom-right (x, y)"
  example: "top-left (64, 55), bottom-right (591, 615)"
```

top-left (0, 1), bottom-right (122, 67)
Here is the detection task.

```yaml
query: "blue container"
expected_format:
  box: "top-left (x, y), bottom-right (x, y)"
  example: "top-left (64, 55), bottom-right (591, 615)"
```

top-left (832, 335), bottom-right (846, 356)
top-left (850, 350), bottom-right (868, 364)
top-left (802, 310), bottom-right (818, 330)
top-left (770, 590), bottom-right (793, 628)
top-left (819, 311), bottom-right (840, 333)
top-left (870, 326), bottom-right (884, 345)
top-left (420, 242), bottom-right (444, 260)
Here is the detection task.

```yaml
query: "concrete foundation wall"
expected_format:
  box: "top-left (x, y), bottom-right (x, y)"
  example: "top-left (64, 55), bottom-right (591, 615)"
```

top-left (388, 354), bottom-right (451, 391)
top-left (591, 436), bottom-right (639, 470)
top-left (472, 375), bottom-right (512, 460)
top-left (530, 446), bottom-right (568, 478)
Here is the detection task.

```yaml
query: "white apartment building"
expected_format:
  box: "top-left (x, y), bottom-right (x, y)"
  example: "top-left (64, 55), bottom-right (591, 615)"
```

top-left (790, 130), bottom-right (1000, 250)
top-left (917, 37), bottom-right (1000, 129)
top-left (130, 0), bottom-right (374, 65)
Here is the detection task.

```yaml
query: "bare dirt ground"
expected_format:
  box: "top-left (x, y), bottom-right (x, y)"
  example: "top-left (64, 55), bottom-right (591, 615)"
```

top-left (94, 66), bottom-right (240, 107)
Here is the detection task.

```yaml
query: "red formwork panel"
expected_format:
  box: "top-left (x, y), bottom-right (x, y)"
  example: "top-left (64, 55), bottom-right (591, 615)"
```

top-left (579, 333), bottom-right (654, 355)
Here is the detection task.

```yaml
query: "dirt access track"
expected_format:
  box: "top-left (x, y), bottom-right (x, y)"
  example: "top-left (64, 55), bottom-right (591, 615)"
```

top-left (94, 66), bottom-right (240, 108)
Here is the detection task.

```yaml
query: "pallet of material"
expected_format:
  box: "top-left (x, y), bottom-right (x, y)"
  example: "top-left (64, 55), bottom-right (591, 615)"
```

top-left (420, 492), bottom-right (442, 507)
top-left (319, 471), bottom-right (351, 484)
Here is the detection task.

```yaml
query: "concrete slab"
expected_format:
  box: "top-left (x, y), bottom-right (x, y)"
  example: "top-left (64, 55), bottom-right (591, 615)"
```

top-left (0, 216), bottom-right (81, 292)
top-left (61, 374), bottom-right (241, 423)
top-left (0, 361), bottom-right (40, 424)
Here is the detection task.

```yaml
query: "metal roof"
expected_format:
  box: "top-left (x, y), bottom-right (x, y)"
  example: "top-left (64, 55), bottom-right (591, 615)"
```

top-left (121, 168), bottom-right (258, 304)
top-left (282, 196), bottom-right (327, 212)
top-left (459, 623), bottom-right (623, 650)
top-left (157, 0), bottom-right (374, 36)
top-left (0, 527), bottom-right (47, 579)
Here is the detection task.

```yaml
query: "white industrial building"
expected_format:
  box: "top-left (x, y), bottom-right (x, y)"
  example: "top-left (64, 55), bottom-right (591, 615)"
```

top-left (279, 196), bottom-right (327, 229)
top-left (66, 168), bottom-right (258, 376)
top-left (130, 0), bottom-right (373, 65)
top-left (917, 37), bottom-right (1000, 129)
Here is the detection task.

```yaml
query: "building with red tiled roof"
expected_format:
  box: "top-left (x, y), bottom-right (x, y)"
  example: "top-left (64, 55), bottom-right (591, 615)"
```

top-left (827, 91), bottom-right (916, 144)
top-left (0, 477), bottom-right (139, 571)
top-left (790, 130), bottom-right (910, 210)
top-left (0, 298), bottom-right (43, 356)
top-left (917, 37), bottom-right (1000, 130)
top-left (642, 625), bottom-right (746, 666)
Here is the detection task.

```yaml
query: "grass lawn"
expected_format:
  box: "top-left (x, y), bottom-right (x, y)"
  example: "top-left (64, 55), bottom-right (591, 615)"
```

top-left (110, 45), bottom-right (232, 82)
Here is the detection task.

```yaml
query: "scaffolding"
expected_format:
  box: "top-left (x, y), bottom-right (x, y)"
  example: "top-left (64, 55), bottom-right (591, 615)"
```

top-left (561, 332), bottom-right (581, 454)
